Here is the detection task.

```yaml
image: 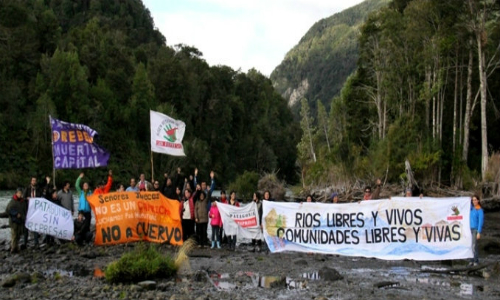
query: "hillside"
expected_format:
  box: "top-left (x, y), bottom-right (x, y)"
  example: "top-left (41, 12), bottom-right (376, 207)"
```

top-left (270, 0), bottom-right (389, 113)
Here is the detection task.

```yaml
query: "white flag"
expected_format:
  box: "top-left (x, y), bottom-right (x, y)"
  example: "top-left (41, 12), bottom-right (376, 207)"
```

top-left (217, 202), bottom-right (263, 240)
top-left (150, 110), bottom-right (186, 156)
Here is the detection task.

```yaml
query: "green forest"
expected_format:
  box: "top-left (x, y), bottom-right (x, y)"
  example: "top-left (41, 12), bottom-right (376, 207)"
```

top-left (0, 0), bottom-right (299, 189)
top-left (271, 0), bottom-right (389, 115)
top-left (297, 0), bottom-right (500, 191)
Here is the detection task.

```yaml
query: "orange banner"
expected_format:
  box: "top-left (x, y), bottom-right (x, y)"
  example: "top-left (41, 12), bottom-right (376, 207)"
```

top-left (87, 192), bottom-right (183, 246)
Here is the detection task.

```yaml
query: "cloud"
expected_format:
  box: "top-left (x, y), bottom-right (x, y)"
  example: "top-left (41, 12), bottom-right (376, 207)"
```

top-left (145, 0), bottom-right (365, 76)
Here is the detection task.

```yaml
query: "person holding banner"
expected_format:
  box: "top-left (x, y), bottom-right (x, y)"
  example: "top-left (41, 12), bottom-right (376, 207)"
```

top-left (22, 176), bottom-right (42, 248)
top-left (251, 192), bottom-right (263, 252)
top-left (126, 178), bottom-right (139, 192)
top-left (75, 173), bottom-right (93, 231)
top-left (5, 188), bottom-right (27, 253)
top-left (469, 195), bottom-right (484, 266)
top-left (227, 191), bottom-right (240, 251)
top-left (331, 192), bottom-right (339, 203)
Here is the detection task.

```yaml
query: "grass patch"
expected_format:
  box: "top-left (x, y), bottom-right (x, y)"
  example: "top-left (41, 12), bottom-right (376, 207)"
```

top-left (105, 240), bottom-right (195, 283)
top-left (105, 243), bottom-right (177, 283)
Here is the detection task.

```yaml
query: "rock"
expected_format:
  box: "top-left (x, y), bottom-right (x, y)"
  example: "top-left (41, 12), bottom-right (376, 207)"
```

top-left (193, 270), bottom-right (208, 282)
top-left (1, 276), bottom-right (17, 288)
top-left (318, 266), bottom-right (343, 281)
top-left (14, 272), bottom-right (32, 283)
top-left (80, 252), bottom-right (97, 259)
top-left (138, 281), bottom-right (157, 290)
top-left (374, 281), bottom-right (400, 289)
top-left (129, 284), bottom-right (142, 292)
top-left (294, 259), bottom-right (308, 266)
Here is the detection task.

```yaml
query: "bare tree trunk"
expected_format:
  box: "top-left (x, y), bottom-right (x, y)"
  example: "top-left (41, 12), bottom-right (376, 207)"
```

top-left (477, 33), bottom-right (488, 181)
top-left (425, 67), bottom-right (431, 132)
top-left (376, 70), bottom-right (383, 140)
top-left (453, 50), bottom-right (459, 154)
top-left (462, 45), bottom-right (474, 163)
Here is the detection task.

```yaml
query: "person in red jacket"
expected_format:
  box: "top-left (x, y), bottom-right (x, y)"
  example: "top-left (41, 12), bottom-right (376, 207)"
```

top-left (94, 170), bottom-right (113, 195)
top-left (209, 199), bottom-right (222, 249)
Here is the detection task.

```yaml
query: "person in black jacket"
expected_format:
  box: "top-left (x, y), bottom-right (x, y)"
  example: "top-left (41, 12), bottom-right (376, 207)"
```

top-left (160, 173), bottom-right (177, 199)
top-left (22, 176), bottom-right (43, 248)
top-left (72, 212), bottom-right (92, 246)
top-left (251, 192), bottom-right (263, 252)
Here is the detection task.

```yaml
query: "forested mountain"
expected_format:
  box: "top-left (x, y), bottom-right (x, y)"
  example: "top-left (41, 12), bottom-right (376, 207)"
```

top-left (298, 0), bottom-right (500, 190)
top-left (0, 0), bottom-right (298, 189)
top-left (270, 0), bottom-right (389, 114)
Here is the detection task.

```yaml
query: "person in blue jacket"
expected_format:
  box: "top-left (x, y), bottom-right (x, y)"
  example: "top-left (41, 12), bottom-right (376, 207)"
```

top-left (75, 173), bottom-right (93, 231)
top-left (469, 195), bottom-right (484, 266)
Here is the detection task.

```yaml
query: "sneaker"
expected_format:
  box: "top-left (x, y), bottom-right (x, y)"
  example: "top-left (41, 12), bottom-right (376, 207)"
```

top-left (467, 262), bottom-right (474, 267)
top-left (256, 246), bottom-right (261, 252)
top-left (473, 262), bottom-right (479, 266)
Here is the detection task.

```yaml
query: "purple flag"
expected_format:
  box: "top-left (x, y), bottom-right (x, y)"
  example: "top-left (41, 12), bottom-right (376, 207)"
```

top-left (50, 116), bottom-right (110, 169)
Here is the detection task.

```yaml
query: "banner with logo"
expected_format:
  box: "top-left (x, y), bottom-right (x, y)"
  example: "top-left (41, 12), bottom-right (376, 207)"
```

top-left (87, 192), bottom-right (183, 246)
top-left (25, 197), bottom-right (74, 240)
top-left (50, 116), bottom-right (110, 169)
top-left (150, 110), bottom-right (186, 156)
top-left (263, 198), bottom-right (473, 260)
top-left (217, 202), bottom-right (263, 239)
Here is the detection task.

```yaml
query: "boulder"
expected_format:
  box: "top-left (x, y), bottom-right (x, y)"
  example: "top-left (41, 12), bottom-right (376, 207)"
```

top-left (318, 266), bottom-right (343, 281)
top-left (138, 281), bottom-right (157, 290)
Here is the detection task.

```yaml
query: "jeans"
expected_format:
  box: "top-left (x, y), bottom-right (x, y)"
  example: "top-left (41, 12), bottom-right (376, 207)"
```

top-left (471, 229), bottom-right (479, 263)
top-left (228, 235), bottom-right (237, 249)
top-left (211, 225), bottom-right (220, 242)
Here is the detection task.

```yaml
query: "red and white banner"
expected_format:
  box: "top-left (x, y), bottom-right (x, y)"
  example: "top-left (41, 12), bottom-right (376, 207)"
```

top-left (217, 202), bottom-right (263, 240)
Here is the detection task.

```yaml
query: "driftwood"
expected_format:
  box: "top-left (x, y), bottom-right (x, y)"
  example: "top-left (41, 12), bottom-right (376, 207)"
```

top-left (420, 263), bottom-right (487, 275)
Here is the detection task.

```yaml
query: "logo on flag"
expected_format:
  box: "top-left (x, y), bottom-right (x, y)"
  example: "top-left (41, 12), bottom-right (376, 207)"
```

top-left (150, 110), bottom-right (186, 156)
top-left (50, 116), bottom-right (110, 169)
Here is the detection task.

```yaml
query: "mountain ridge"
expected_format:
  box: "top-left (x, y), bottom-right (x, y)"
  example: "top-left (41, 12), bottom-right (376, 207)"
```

top-left (270, 0), bottom-right (390, 112)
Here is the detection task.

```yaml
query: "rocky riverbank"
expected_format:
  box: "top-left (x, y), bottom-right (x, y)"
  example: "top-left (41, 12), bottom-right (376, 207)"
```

top-left (1, 224), bottom-right (500, 300)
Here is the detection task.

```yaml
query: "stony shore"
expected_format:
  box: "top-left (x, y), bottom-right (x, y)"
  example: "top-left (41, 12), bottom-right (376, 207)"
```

top-left (1, 231), bottom-right (499, 300)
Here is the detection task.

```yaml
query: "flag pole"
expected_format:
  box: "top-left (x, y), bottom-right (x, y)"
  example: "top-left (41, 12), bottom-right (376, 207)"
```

top-left (49, 115), bottom-right (56, 189)
top-left (151, 150), bottom-right (154, 182)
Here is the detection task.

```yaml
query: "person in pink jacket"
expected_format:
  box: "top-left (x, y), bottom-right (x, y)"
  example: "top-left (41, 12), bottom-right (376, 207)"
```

top-left (209, 198), bottom-right (222, 249)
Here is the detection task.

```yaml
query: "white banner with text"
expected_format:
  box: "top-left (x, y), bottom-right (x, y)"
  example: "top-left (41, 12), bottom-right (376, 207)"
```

top-left (262, 198), bottom-right (473, 260)
top-left (25, 197), bottom-right (74, 240)
top-left (217, 202), bottom-right (263, 240)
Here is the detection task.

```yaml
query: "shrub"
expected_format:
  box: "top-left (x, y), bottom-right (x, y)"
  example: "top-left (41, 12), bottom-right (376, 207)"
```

top-left (258, 172), bottom-right (285, 200)
top-left (105, 243), bottom-right (177, 283)
top-left (228, 171), bottom-right (260, 201)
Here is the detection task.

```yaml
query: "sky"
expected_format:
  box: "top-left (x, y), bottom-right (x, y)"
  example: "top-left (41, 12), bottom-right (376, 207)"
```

top-left (143, 0), bottom-right (365, 76)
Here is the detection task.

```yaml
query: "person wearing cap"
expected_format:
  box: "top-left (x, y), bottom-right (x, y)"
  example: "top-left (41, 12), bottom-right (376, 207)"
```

top-left (331, 193), bottom-right (339, 203)
top-left (5, 188), bottom-right (27, 253)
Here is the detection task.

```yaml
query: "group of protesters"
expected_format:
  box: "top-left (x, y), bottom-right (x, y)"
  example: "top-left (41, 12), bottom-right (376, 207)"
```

top-left (2, 171), bottom-right (485, 265)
